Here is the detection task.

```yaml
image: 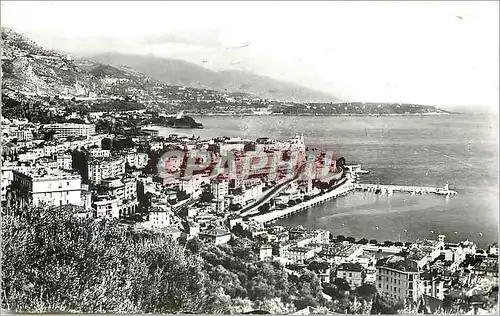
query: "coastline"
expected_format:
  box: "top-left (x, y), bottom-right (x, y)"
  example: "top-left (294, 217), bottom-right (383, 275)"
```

top-left (187, 112), bottom-right (453, 117)
top-left (249, 177), bottom-right (355, 224)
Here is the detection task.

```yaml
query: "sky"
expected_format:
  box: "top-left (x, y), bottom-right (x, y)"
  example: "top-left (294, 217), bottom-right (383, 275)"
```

top-left (1, 1), bottom-right (499, 111)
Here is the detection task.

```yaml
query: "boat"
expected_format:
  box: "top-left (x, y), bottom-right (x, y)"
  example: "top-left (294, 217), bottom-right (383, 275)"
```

top-left (357, 169), bottom-right (370, 174)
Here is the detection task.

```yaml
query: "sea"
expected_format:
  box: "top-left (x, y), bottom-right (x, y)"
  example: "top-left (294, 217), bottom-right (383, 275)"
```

top-left (152, 114), bottom-right (499, 248)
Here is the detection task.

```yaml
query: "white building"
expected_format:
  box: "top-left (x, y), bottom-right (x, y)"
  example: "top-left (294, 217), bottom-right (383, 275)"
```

top-left (284, 246), bottom-right (316, 264)
top-left (179, 176), bottom-right (207, 195)
top-left (1, 167), bottom-right (14, 207)
top-left (211, 179), bottom-right (229, 200)
top-left (14, 129), bottom-right (33, 141)
top-left (125, 152), bottom-right (149, 169)
top-left (7, 167), bottom-right (82, 208)
top-left (100, 177), bottom-right (138, 216)
top-left (93, 196), bottom-right (120, 219)
top-left (88, 157), bottom-right (125, 184)
top-left (53, 153), bottom-right (73, 170)
top-left (259, 244), bottom-right (273, 261)
top-left (43, 123), bottom-right (96, 137)
top-left (147, 206), bottom-right (171, 228)
top-left (421, 274), bottom-right (446, 300)
top-left (89, 148), bottom-right (111, 158)
top-left (489, 243), bottom-right (498, 256)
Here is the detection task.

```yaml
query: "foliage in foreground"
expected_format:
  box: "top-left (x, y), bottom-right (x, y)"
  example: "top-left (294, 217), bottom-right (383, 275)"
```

top-left (1, 206), bottom-right (208, 313)
top-left (3, 205), bottom-right (485, 314)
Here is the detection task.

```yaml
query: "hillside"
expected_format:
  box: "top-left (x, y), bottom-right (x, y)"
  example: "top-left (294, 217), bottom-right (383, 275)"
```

top-left (1, 28), bottom-right (263, 113)
top-left (88, 53), bottom-right (340, 103)
top-left (1, 27), bottom-right (97, 97)
top-left (1, 28), bottom-right (168, 102)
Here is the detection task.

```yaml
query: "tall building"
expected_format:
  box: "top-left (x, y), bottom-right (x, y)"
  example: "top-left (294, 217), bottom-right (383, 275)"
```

top-left (43, 123), bottom-right (96, 137)
top-left (211, 179), bottom-right (229, 200)
top-left (375, 255), bottom-right (423, 304)
top-left (7, 167), bottom-right (82, 209)
top-left (1, 167), bottom-right (14, 208)
top-left (88, 157), bottom-right (125, 184)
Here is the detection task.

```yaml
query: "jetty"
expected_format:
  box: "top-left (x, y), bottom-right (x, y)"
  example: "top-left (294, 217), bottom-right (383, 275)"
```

top-left (247, 178), bottom-right (355, 224)
top-left (354, 183), bottom-right (458, 195)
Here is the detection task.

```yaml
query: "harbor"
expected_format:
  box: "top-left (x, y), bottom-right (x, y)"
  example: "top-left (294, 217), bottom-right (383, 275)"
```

top-left (248, 178), bottom-right (356, 224)
top-left (244, 164), bottom-right (459, 225)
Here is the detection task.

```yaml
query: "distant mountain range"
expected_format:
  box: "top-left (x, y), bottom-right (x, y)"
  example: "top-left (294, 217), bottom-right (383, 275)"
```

top-left (1, 27), bottom-right (462, 117)
top-left (1, 27), bottom-right (339, 104)
top-left (88, 53), bottom-right (341, 103)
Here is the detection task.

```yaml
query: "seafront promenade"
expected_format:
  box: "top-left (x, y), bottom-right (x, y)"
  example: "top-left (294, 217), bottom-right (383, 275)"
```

top-left (248, 178), bottom-right (355, 223)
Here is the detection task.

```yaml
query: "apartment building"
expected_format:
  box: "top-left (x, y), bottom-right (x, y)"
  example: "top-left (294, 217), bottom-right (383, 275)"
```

top-left (7, 167), bottom-right (82, 208)
top-left (100, 177), bottom-right (138, 216)
top-left (146, 205), bottom-right (171, 228)
top-left (284, 246), bottom-right (316, 264)
top-left (125, 152), bottom-right (149, 169)
top-left (14, 129), bottom-right (33, 141)
top-left (93, 196), bottom-right (120, 219)
top-left (1, 167), bottom-right (14, 207)
top-left (211, 179), bottom-right (229, 200)
top-left (89, 148), bottom-right (111, 158)
top-left (43, 123), bottom-right (96, 137)
top-left (88, 157), bottom-right (125, 184)
top-left (375, 255), bottom-right (422, 304)
top-left (336, 262), bottom-right (365, 289)
top-left (52, 153), bottom-right (72, 170)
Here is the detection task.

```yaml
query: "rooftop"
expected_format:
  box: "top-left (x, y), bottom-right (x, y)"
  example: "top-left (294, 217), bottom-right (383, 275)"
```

top-left (376, 255), bottom-right (419, 273)
top-left (200, 227), bottom-right (231, 237)
top-left (319, 242), bottom-right (362, 257)
top-left (338, 262), bottom-right (364, 272)
top-left (16, 167), bottom-right (80, 180)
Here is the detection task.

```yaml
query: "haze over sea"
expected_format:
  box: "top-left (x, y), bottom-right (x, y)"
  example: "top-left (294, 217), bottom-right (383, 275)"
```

top-left (155, 114), bottom-right (499, 248)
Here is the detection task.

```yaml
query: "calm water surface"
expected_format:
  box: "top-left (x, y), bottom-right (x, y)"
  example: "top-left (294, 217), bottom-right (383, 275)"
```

top-left (155, 114), bottom-right (499, 248)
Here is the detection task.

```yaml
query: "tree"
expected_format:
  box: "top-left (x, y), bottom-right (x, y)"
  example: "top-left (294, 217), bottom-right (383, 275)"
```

top-left (323, 283), bottom-right (344, 300)
top-left (258, 203), bottom-right (270, 214)
top-left (394, 241), bottom-right (404, 247)
top-left (333, 278), bottom-right (351, 292)
top-left (346, 236), bottom-right (356, 243)
top-left (357, 238), bottom-right (369, 245)
top-left (2, 205), bottom-right (208, 313)
top-left (186, 237), bottom-right (202, 255)
top-left (176, 190), bottom-right (189, 202)
top-left (356, 284), bottom-right (377, 298)
top-left (384, 241), bottom-right (394, 247)
top-left (369, 239), bottom-right (378, 245)
top-left (199, 190), bottom-right (214, 203)
top-left (101, 137), bottom-right (112, 150)
top-left (228, 203), bottom-right (242, 212)
top-left (43, 129), bottom-right (56, 141)
top-left (336, 235), bottom-right (346, 242)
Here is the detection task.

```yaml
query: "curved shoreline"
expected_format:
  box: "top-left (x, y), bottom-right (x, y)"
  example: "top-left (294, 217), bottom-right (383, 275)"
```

top-left (248, 177), bottom-right (355, 224)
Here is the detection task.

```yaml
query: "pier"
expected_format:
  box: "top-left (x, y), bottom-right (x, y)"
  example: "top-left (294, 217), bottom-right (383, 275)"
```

top-left (354, 183), bottom-right (458, 195)
top-left (248, 178), bottom-right (355, 224)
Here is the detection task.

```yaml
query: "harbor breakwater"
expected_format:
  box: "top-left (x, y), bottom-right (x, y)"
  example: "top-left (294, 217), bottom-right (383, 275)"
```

top-left (248, 178), bottom-right (356, 223)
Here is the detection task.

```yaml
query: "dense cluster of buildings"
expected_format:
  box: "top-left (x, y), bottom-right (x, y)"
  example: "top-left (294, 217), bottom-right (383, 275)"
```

top-left (233, 222), bottom-right (498, 311)
top-left (1, 115), bottom-right (497, 314)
